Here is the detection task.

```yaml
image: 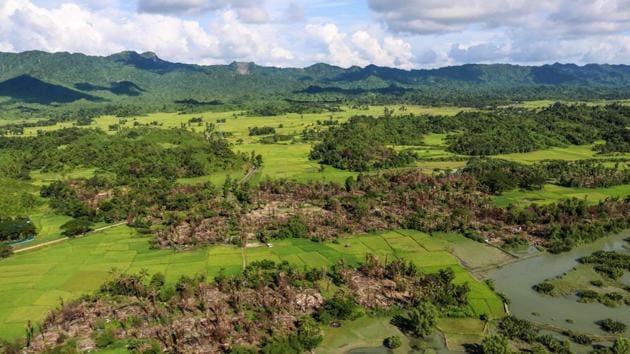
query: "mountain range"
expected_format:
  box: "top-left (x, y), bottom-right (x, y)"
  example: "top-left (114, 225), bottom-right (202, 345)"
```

top-left (1, 50), bottom-right (630, 107)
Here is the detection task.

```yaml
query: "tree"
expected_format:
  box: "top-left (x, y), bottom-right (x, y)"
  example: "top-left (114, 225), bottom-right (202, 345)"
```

top-left (60, 218), bottom-right (93, 237)
top-left (392, 301), bottom-right (438, 338)
top-left (481, 335), bottom-right (509, 354)
top-left (296, 317), bottom-right (322, 351)
top-left (383, 335), bottom-right (402, 349)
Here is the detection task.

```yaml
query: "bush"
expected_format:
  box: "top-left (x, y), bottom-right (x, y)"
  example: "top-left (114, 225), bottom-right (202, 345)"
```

top-left (591, 280), bottom-right (604, 287)
top-left (248, 126), bottom-right (276, 136)
top-left (316, 294), bottom-right (360, 323)
top-left (383, 335), bottom-right (402, 349)
top-left (275, 217), bottom-right (308, 239)
top-left (481, 335), bottom-right (509, 354)
top-left (597, 319), bottom-right (627, 334)
top-left (533, 282), bottom-right (555, 295)
top-left (391, 302), bottom-right (438, 338)
top-left (94, 327), bottom-right (116, 348)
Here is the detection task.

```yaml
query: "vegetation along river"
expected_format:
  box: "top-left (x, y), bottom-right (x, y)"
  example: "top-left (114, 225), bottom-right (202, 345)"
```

top-left (488, 233), bottom-right (630, 336)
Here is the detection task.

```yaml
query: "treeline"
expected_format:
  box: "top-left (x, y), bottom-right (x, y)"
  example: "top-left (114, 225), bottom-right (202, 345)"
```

top-left (310, 104), bottom-right (630, 171)
top-left (464, 158), bottom-right (630, 194)
top-left (449, 103), bottom-right (630, 155)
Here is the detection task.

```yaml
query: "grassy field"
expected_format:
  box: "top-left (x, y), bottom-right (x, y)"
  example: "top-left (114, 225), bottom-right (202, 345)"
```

top-left (493, 183), bottom-right (630, 207)
top-left (0, 227), bottom-right (504, 341)
top-left (318, 316), bottom-right (415, 353)
top-left (493, 144), bottom-right (630, 164)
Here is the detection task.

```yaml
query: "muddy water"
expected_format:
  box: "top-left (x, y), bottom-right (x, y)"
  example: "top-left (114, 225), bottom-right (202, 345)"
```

top-left (488, 233), bottom-right (629, 335)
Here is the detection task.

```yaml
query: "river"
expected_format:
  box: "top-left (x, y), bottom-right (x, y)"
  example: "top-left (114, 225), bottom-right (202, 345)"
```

top-left (487, 233), bottom-right (629, 336)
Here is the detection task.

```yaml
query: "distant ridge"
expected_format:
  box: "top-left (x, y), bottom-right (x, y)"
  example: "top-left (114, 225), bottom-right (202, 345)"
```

top-left (1, 50), bottom-right (630, 106)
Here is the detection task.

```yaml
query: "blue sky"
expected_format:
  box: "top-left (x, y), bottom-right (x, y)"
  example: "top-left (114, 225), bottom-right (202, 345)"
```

top-left (2, 0), bottom-right (630, 68)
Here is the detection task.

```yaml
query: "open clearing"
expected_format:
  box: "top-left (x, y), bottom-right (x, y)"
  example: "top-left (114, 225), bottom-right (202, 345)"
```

top-left (493, 183), bottom-right (630, 207)
top-left (0, 226), bottom-right (504, 340)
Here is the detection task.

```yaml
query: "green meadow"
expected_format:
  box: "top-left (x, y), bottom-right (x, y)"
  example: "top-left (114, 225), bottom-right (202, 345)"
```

top-left (0, 226), bottom-right (504, 341)
top-left (492, 183), bottom-right (630, 207)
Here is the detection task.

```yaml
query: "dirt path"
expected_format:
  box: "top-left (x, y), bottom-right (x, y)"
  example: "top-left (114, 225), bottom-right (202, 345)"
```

top-left (13, 222), bottom-right (126, 254)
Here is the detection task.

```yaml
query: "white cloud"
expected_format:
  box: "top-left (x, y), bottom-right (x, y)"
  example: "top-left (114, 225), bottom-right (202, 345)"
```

top-left (305, 23), bottom-right (366, 67)
top-left (306, 23), bottom-right (415, 68)
top-left (0, 0), bottom-right (299, 65)
top-left (2, 0), bottom-right (629, 68)
top-left (368, 0), bottom-right (630, 65)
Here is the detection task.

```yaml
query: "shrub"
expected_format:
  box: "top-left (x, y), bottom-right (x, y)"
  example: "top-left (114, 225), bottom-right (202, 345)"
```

top-left (481, 335), bottom-right (509, 354)
top-left (391, 302), bottom-right (438, 338)
top-left (275, 217), bottom-right (308, 239)
top-left (533, 282), bottom-right (555, 295)
top-left (597, 319), bottom-right (627, 334)
top-left (317, 294), bottom-right (360, 322)
top-left (383, 335), bottom-right (402, 349)
top-left (591, 280), bottom-right (604, 287)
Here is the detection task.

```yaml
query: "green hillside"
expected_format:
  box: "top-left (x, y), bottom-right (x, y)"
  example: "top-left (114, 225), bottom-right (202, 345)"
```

top-left (2, 51), bottom-right (630, 116)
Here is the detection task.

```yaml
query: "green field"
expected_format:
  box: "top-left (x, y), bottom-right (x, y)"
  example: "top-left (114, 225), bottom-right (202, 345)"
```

top-left (493, 144), bottom-right (630, 164)
top-left (0, 227), bottom-right (504, 340)
top-left (493, 183), bottom-right (630, 207)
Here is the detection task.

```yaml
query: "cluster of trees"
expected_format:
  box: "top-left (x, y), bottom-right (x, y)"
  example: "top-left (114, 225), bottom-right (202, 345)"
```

top-left (596, 129), bottom-right (630, 153)
top-left (463, 158), bottom-right (546, 194)
top-left (246, 101), bottom-right (342, 116)
top-left (544, 160), bottom-right (630, 188)
top-left (248, 126), bottom-right (276, 136)
top-left (505, 198), bottom-right (630, 253)
top-left (0, 127), bottom-right (246, 182)
top-left (259, 134), bottom-right (292, 144)
top-left (447, 104), bottom-right (630, 155)
top-left (464, 158), bottom-right (630, 194)
top-left (496, 316), bottom-right (573, 353)
top-left (0, 216), bottom-right (36, 242)
top-left (579, 251), bottom-right (630, 280)
top-left (310, 115), bottom-right (432, 170)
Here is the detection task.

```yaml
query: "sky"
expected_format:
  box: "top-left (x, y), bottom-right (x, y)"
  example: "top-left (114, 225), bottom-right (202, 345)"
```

top-left (1, 0), bottom-right (630, 69)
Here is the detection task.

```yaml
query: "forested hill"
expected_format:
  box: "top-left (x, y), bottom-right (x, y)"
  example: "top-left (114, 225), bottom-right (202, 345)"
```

top-left (2, 50), bottom-right (630, 112)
